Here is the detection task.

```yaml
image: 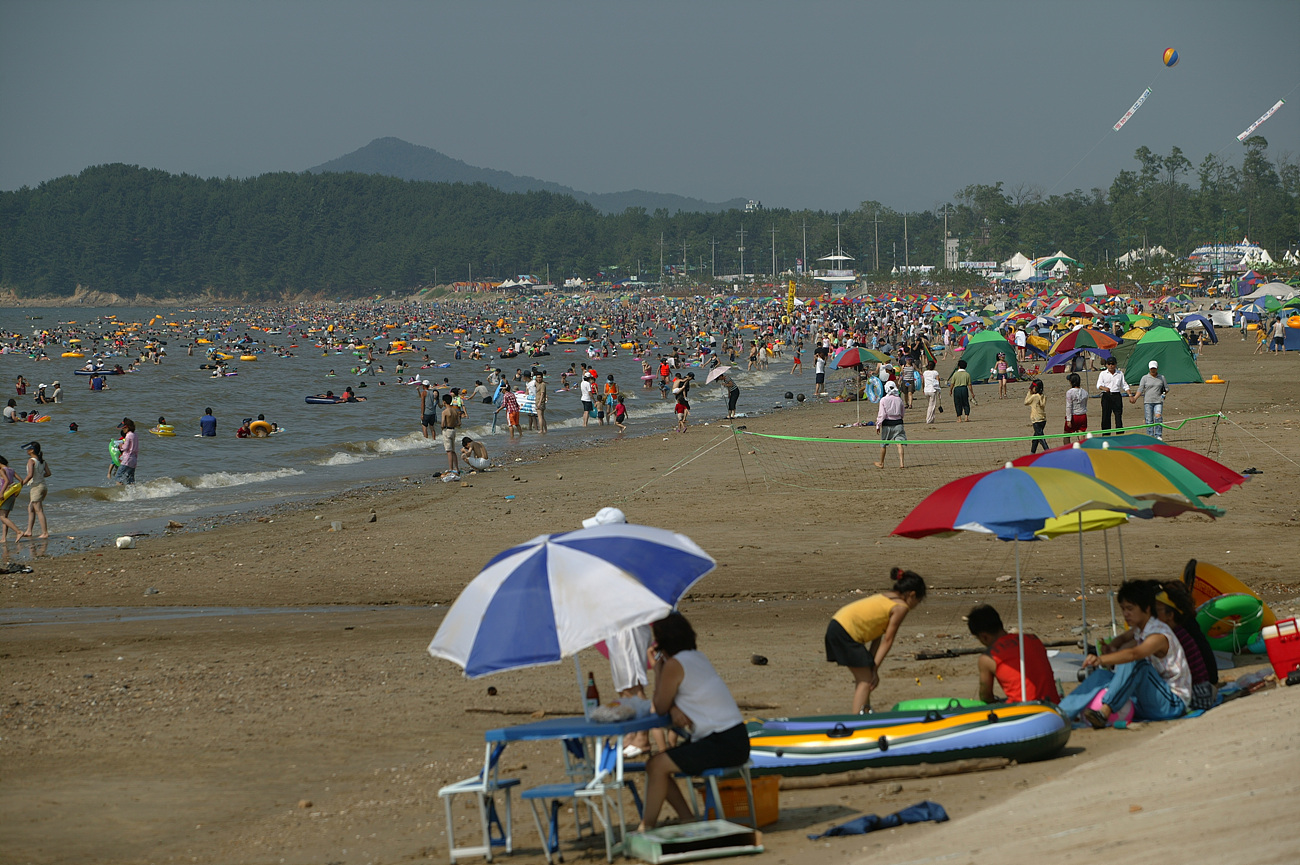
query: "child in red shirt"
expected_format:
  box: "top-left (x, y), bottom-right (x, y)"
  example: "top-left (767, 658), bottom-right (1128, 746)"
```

top-left (967, 604), bottom-right (1060, 704)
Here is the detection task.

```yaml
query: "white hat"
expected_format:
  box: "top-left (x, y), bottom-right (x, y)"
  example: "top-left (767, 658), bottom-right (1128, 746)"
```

top-left (1148, 360), bottom-right (1159, 368)
top-left (582, 507), bottom-right (627, 529)
top-left (422, 379), bottom-right (430, 386)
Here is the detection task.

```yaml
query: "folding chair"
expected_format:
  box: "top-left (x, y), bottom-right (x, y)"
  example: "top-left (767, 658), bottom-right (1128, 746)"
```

top-left (438, 742), bottom-right (519, 863)
top-left (522, 738), bottom-right (636, 864)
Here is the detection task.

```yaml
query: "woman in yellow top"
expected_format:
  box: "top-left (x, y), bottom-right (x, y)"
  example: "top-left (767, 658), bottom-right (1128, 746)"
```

top-left (825, 568), bottom-right (927, 713)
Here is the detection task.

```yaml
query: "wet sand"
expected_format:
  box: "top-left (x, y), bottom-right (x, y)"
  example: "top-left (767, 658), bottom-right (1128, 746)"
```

top-left (3, 334), bottom-right (1299, 864)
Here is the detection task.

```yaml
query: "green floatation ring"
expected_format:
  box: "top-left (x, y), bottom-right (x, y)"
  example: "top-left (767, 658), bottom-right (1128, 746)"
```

top-left (109, 439), bottom-right (122, 467)
top-left (1196, 592), bottom-right (1264, 653)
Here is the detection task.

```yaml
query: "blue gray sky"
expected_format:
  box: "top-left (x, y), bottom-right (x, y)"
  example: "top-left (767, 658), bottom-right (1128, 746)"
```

top-left (2, 0), bottom-right (1297, 211)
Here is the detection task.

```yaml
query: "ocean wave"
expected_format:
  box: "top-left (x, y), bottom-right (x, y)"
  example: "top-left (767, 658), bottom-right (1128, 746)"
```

top-left (317, 452), bottom-right (367, 466)
top-left (64, 468), bottom-right (305, 501)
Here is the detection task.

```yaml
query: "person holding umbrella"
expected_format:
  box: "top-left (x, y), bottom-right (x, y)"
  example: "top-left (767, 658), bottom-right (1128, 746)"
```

top-left (637, 612), bottom-right (748, 832)
top-left (707, 367), bottom-right (739, 418)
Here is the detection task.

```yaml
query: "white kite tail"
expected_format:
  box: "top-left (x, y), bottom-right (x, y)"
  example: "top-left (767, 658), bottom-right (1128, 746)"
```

top-left (1237, 100), bottom-right (1285, 142)
top-left (1113, 88), bottom-right (1152, 132)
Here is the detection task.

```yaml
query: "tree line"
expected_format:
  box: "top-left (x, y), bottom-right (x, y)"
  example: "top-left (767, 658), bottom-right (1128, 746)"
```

top-left (1, 139), bottom-right (1296, 300)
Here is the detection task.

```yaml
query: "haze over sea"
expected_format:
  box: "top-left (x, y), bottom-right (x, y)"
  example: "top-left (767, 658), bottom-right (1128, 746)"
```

top-left (1, 305), bottom-right (798, 550)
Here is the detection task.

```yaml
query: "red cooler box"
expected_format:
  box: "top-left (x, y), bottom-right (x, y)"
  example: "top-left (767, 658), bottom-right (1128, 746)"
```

top-left (1261, 617), bottom-right (1300, 678)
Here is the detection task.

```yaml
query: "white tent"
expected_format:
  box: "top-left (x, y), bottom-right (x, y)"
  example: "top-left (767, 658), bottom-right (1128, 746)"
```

top-left (1117, 245), bottom-right (1172, 267)
top-left (1001, 252), bottom-right (1032, 271)
top-left (1049, 260), bottom-right (1071, 275)
top-left (1012, 262), bottom-right (1038, 281)
top-left (1240, 282), bottom-right (1297, 301)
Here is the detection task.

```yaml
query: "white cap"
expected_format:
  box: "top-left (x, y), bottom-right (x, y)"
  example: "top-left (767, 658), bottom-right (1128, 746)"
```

top-left (422, 379), bottom-right (431, 385)
top-left (1148, 360), bottom-right (1159, 368)
top-left (582, 507), bottom-right (627, 528)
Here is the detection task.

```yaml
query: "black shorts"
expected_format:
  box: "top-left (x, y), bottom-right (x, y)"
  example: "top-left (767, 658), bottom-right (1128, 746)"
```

top-left (668, 723), bottom-right (750, 776)
top-left (825, 619), bottom-right (876, 668)
top-left (581, 400), bottom-right (594, 412)
top-left (422, 413), bottom-right (438, 427)
top-left (815, 372), bottom-right (825, 384)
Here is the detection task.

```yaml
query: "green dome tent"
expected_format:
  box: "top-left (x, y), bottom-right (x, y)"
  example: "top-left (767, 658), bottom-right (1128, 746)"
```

top-left (954, 330), bottom-right (1022, 383)
top-left (1124, 326), bottom-right (1203, 384)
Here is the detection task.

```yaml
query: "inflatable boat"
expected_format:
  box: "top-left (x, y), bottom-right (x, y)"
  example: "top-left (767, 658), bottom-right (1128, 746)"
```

top-left (746, 702), bottom-right (1069, 777)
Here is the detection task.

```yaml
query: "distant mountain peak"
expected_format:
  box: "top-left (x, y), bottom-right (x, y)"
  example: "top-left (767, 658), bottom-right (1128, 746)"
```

top-left (308, 138), bottom-right (746, 214)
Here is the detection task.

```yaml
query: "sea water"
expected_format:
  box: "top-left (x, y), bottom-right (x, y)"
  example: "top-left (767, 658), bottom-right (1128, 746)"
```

top-left (1, 306), bottom-right (822, 550)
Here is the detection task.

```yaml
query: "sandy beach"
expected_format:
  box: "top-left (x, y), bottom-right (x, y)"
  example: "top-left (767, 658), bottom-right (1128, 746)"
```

top-left (3, 334), bottom-right (1298, 865)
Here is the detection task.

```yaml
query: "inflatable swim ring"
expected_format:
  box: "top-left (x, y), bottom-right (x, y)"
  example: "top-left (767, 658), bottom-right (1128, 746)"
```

top-left (249, 420), bottom-right (273, 437)
top-left (150, 425), bottom-right (176, 436)
top-left (62, 351), bottom-right (84, 358)
top-left (109, 440), bottom-right (122, 466)
top-left (1188, 561), bottom-right (1277, 627)
top-left (27, 415), bottom-right (51, 423)
top-left (864, 377), bottom-right (884, 403)
top-left (1196, 592), bottom-right (1264, 653)
top-left (239, 354), bottom-right (258, 362)
top-left (1, 478), bottom-right (21, 504)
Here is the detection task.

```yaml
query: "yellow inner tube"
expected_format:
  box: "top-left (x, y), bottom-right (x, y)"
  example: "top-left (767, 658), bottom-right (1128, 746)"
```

top-left (239, 355), bottom-right (258, 361)
top-left (151, 425), bottom-right (176, 436)
top-left (249, 420), bottom-right (273, 437)
top-left (62, 352), bottom-right (84, 358)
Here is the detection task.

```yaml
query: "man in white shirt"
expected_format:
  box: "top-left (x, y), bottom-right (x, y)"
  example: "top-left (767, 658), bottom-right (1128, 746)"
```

top-left (1014, 328), bottom-right (1027, 361)
top-left (579, 374), bottom-right (595, 427)
top-left (1095, 356), bottom-right (1130, 434)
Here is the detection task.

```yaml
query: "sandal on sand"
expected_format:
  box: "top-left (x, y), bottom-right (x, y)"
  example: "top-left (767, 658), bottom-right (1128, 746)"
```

top-left (1082, 707), bottom-right (1109, 729)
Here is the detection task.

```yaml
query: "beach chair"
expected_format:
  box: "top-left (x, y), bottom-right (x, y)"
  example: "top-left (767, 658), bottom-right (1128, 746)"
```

top-left (438, 742), bottom-right (519, 864)
top-left (522, 738), bottom-right (636, 864)
top-left (680, 762), bottom-right (756, 828)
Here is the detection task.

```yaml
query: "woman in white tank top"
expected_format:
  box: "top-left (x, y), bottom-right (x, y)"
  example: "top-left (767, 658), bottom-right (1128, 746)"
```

top-left (636, 613), bottom-right (749, 832)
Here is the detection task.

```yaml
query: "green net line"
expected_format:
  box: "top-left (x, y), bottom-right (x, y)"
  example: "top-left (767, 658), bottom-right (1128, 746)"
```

top-left (733, 413), bottom-right (1231, 494)
top-left (733, 412), bottom-right (1224, 447)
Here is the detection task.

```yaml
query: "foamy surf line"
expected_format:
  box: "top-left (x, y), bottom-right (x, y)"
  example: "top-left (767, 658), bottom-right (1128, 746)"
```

top-left (64, 468), bottom-right (306, 502)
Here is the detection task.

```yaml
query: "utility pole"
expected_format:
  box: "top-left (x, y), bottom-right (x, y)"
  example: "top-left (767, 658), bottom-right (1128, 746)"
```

top-left (904, 214), bottom-right (910, 285)
top-left (682, 238), bottom-right (689, 277)
top-left (710, 238), bottom-right (718, 280)
top-left (872, 210), bottom-right (881, 273)
top-left (771, 224), bottom-right (777, 280)
top-left (802, 218), bottom-right (807, 278)
top-left (943, 205), bottom-right (949, 270)
top-left (658, 232), bottom-right (665, 287)
top-left (738, 224), bottom-right (747, 285)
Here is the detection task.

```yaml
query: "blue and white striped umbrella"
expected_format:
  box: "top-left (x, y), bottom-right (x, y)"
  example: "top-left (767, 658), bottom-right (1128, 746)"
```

top-left (428, 523), bottom-right (716, 678)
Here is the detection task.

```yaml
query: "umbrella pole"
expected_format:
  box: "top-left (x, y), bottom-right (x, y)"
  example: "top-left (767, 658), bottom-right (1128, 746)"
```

top-left (1103, 529), bottom-right (1117, 637)
top-left (1078, 512), bottom-right (1088, 652)
top-left (1016, 537), bottom-right (1026, 703)
top-left (575, 655), bottom-right (588, 719)
top-left (1116, 524), bottom-right (1129, 630)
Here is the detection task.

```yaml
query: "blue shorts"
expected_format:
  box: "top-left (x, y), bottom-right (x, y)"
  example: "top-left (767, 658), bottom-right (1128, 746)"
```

top-left (115, 464), bottom-right (136, 484)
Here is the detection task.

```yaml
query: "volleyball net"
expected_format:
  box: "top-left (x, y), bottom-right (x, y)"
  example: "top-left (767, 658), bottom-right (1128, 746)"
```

top-left (733, 412), bottom-right (1255, 494)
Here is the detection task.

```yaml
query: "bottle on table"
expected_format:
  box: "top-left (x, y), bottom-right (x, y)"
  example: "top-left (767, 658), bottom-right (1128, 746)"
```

top-left (585, 672), bottom-right (600, 715)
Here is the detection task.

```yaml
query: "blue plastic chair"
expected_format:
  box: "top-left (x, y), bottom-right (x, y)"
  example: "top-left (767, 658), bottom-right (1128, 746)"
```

top-left (680, 762), bottom-right (756, 828)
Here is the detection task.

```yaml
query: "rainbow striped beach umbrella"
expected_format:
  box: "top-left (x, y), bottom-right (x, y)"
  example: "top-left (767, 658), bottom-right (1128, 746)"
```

top-left (893, 466), bottom-right (1151, 700)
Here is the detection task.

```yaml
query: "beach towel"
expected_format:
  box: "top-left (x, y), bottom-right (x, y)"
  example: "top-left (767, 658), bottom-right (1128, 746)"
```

top-left (808, 801), bottom-right (949, 839)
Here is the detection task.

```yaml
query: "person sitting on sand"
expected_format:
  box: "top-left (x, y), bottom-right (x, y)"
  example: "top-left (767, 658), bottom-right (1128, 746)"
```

top-left (825, 568), bottom-right (926, 714)
top-left (460, 437), bottom-right (490, 471)
top-left (1155, 581), bottom-right (1217, 709)
top-left (967, 604), bottom-right (1060, 704)
top-left (1058, 579), bottom-right (1190, 727)
top-left (636, 612), bottom-right (748, 833)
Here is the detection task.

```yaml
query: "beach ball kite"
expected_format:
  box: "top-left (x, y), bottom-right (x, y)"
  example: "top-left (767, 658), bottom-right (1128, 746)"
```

top-left (1163, 47), bottom-right (1179, 67)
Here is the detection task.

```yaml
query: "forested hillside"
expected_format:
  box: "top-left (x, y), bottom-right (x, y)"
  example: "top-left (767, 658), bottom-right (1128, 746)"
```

top-left (1, 139), bottom-right (1295, 300)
